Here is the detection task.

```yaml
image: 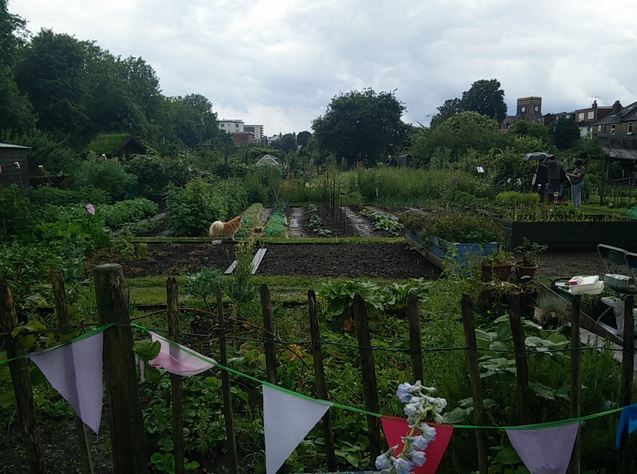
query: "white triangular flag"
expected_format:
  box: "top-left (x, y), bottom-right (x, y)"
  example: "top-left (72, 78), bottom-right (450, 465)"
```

top-left (29, 333), bottom-right (104, 433)
top-left (263, 384), bottom-right (330, 474)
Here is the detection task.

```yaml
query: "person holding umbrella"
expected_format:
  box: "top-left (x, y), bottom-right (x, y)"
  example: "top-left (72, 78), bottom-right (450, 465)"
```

top-left (544, 154), bottom-right (564, 202)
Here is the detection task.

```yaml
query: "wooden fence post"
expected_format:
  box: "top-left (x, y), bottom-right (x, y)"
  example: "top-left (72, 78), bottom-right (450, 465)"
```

top-left (0, 277), bottom-right (46, 474)
top-left (619, 295), bottom-right (634, 473)
top-left (460, 295), bottom-right (488, 474)
top-left (353, 294), bottom-right (382, 466)
top-left (94, 264), bottom-right (147, 474)
top-left (217, 288), bottom-right (239, 474)
top-left (260, 284), bottom-right (277, 384)
top-left (307, 290), bottom-right (337, 471)
top-left (407, 294), bottom-right (424, 383)
top-left (570, 294), bottom-right (582, 474)
top-left (507, 292), bottom-right (530, 425)
top-left (166, 276), bottom-right (185, 474)
top-left (52, 271), bottom-right (94, 474)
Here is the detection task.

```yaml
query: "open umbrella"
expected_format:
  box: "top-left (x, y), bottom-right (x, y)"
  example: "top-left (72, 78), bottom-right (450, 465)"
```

top-left (523, 152), bottom-right (552, 161)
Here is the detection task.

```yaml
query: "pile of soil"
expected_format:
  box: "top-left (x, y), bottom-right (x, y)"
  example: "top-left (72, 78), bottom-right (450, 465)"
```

top-left (90, 242), bottom-right (439, 279)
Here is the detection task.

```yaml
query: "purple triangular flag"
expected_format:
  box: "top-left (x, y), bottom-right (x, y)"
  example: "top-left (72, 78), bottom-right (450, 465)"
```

top-left (506, 422), bottom-right (580, 474)
top-left (149, 332), bottom-right (215, 376)
top-left (29, 333), bottom-right (104, 434)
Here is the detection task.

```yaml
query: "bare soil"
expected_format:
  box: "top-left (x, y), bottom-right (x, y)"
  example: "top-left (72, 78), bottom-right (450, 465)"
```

top-left (90, 242), bottom-right (440, 279)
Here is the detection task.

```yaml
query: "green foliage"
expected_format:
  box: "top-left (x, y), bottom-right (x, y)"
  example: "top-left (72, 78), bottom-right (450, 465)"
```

top-left (98, 198), bottom-right (159, 228)
top-left (551, 117), bottom-right (580, 149)
top-left (359, 208), bottom-right (403, 235)
top-left (29, 185), bottom-right (110, 206)
top-left (0, 185), bottom-right (32, 239)
top-left (166, 178), bottom-right (228, 237)
top-left (235, 203), bottom-right (265, 238)
top-left (495, 191), bottom-right (540, 206)
top-left (123, 155), bottom-right (191, 201)
top-left (307, 205), bottom-right (332, 236)
top-left (460, 79), bottom-right (508, 124)
top-left (218, 178), bottom-right (249, 218)
top-left (412, 111), bottom-right (503, 164)
top-left (312, 88), bottom-right (407, 167)
top-left (423, 212), bottom-right (504, 244)
top-left (279, 179), bottom-right (326, 204)
top-left (224, 239), bottom-right (256, 310)
top-left (73, 157), bottom-right (137, 200)
top-left (264, 211), bottom-right (287, 238)
top-left (244, 166), bottom-right (283, 205)
top-left (184, 268), bottom-right (223, 307)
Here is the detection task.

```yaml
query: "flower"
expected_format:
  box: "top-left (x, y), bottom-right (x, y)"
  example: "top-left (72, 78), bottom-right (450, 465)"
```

top-left (396, 382), bottom-right (413, 403)
top-left (420, 423), bottom-right (437, 442)
top-left (375, 449), bottom-right (394, 470)
top-left (393, 457), bottom-right (414, 474)
top-left (407, 434), bottom-right (430, 450)
top-left (409, 449), bottom-right (427, 466)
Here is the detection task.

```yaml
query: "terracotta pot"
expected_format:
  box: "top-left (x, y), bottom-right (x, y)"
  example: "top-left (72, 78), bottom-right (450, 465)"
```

top-left (515, 262), bottom-right (538, 280)
top-left (481, 262), bottom-right (512, 281)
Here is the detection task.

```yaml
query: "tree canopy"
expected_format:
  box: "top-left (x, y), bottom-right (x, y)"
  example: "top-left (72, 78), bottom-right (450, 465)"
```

top-left (312, 89), bottom-right (407, 167)
top-left (430, 79), bottom-right (507, 127)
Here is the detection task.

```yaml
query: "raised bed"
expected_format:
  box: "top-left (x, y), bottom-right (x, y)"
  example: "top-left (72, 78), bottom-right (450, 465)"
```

top-left (404, 229), bottom-right (498, 269)
top-left (499, 219), bottom-right (637, 250)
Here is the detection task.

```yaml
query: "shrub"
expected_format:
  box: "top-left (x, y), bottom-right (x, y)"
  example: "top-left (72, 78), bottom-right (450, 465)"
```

top-left (244, 166), bottom-right (283, 204)
top-left (495, 191), bottom-right (540, 207)
top-left (97, 198), bottom-right (159, 229)
top-left (218, 179), bottom-right (249, 218)
top-left (73, 157), bottom-right (137, 200)
top-left (123, 155), bottom-right (191, 202)
top-left (166, 178), bottom-right (229, 236)
top-left (423, 212), bottom-right (503, 244)
top-left (0, 185), bottom-right (33, 239)
top-left (264, 211), bottom-right (287, 238)
top-left (29, 186), bottom-right (110, 206)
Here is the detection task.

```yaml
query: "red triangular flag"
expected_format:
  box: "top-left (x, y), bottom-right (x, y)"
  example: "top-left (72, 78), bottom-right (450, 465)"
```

top-left (381, 416), bottom-right (453, 474)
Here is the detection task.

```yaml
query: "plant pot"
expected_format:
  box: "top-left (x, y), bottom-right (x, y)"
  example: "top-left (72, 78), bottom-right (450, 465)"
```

top-left (515, 262), bottom-right (538, 280)
top-left (481, 262), bottom-right (512, 281)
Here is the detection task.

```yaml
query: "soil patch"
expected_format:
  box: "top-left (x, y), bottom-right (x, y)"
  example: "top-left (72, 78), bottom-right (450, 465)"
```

top-left (537, 251), bottom-right (604, 280)
top-left (90, 242), bottom-right (439, 279)
top-left (286, 207), bottom-right (310, 237)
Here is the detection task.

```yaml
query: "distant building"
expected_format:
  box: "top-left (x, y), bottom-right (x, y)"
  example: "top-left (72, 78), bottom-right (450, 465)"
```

top-left (516, 97), bottom-right (543, 123)
top-left (0, 143), bottom-right (28, 187)
top-left (219, 120), bottom-right (244, 134)
top-left (231, 131), bottom-right (254, 146)
top-left (574, 100), bottom-right (613, 137)
top-left (594, 100), bottom-right (637, 164)
top-left (244, 124), bottom-right (264, 142)
top-left (542, 112), bottom-right (575, 127)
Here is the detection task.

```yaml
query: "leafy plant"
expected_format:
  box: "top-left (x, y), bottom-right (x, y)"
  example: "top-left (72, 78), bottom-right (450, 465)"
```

top-left (264, 210), bottom-right (287, 238)
top-left (513, 238), bottom-right (547, 266)
top-left (360, 208), bottom-right (403, 235)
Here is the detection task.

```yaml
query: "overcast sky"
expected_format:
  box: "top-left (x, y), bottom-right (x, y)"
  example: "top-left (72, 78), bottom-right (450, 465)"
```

top-left (9, 0), bottom-right (637, 135)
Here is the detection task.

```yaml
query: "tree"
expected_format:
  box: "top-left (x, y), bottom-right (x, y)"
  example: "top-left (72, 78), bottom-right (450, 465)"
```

top-left (157, 94), bottom-right (218, 147)
top-left (16, 30), bottom-right (90, 139)
top-left (297, 130), bottom-right (312, 148)
top-left (312, 88), bottom-right (406, 167)
top-left (551, 118), bottom-right (580, 150)
top-left (460, 79), bottom-right (507, 124)
top-left (508, 120), bottom-right (550, 144)
top-left (430, 98), bottom-right (462, 128)
top-left (274, 133), bottom-right (297, 154)
top-left (0, 1), bottom-right (34, 132)
top-left (411, 111), bottom-right (503, 164)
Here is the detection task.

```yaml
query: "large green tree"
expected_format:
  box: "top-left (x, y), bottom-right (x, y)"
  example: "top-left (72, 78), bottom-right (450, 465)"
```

top-left (460, 79), bottom-right (507, 124)
top-left (551, 117), bottom-right (580, 150)
top-left (157, 94), bottom-right (218, 147)
top-left (312, 89), bottom-right (406, 167)
top-left (0, 1), bottom-right (34, 132)
top-left (430, 98), bottom-right (462, 129)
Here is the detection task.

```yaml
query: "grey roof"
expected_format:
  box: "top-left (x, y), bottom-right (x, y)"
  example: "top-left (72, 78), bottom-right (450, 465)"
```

top-left (594, 101), bottom-right (637, 125)
top-left (0, 143), bottom-right (29, 149)
top-left (602, 147), bottom-right (637, 161)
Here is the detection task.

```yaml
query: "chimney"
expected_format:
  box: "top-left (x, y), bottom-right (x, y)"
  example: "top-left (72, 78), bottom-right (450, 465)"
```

top-left (613, 100), bottom-right (623, 114)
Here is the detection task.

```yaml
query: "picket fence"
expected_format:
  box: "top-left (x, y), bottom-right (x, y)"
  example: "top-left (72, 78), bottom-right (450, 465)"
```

top-left (0, 263), bottom-right (635, 474)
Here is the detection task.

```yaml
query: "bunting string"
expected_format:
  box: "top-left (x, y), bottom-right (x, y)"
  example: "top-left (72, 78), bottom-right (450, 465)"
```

top-left (0, 321), bottom-right (628, 431)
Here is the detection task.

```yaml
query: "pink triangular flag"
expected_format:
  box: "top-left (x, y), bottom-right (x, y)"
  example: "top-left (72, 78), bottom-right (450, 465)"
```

top-left (381, 416), bottom-right (454, 473)
top-left (506, 422), bottom-right (580, 474)
top-left (263, 384), bottom-right (331, 474)
top-left (28, 333), bottom-right (104, 433)
top-left (149, 332), bottom-right (215, 376)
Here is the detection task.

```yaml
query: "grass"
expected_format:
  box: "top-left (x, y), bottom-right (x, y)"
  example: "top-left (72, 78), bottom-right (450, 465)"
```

top-left (87, 132), bottom-right (132, 155)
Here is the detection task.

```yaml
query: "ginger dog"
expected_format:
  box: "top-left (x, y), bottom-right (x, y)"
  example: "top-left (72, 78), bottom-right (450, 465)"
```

top-left (209, 215), bottom-right (242, 241)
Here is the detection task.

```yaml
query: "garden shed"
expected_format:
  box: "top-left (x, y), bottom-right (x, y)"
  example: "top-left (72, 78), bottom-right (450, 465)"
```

top-left (87, 133), bottom-right (146, 157)
top-left (0, 143), bottom-right (29, 187)
top-left (255, 154), bottom-right (282, 167)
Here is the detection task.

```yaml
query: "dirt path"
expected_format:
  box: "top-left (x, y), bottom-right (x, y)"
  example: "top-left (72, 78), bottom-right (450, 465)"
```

top-left (286, 207), bottom-right (309, 237)
top-left (341, 206), bottom-right (375, 236)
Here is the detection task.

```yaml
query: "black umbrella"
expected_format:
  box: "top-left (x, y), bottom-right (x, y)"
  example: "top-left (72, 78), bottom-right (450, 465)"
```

top-left (523, 152), bottom-right (552, 161)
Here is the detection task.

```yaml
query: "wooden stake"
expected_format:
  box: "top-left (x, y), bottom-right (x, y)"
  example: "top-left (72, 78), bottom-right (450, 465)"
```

top-left (460, 295), bottom-right (488, 474)
top-left (0, 277), bottom-right (46, 474)
top-left (619, 295), bottom-right (634, 473)
top-left (52, 271), bottom-right (94, 474)
top-left (507, 292), bottom-right (530, 425)
top-left (307, 290), bottom-right (337, 471)
top-left (94, 264), bottom-right (148, 474)
top-left (217, 288), bottom-right (239, 474)
top-left (570, 294), bottom-right (582, 474)
top-left (260, 284), bottom-right (277, 384)
top-left (407, 294), bottom-right (424, 383)
top-left (166, 276), bottom-right (185, 474)
top-left (352, 294), bottom-right (382, 466)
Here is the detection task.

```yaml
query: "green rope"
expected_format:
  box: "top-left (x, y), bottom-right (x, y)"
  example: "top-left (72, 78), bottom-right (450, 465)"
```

top-left (0, 322), bottom-right (115, 367)
top-left (132, 323), bottom-right (628, 428)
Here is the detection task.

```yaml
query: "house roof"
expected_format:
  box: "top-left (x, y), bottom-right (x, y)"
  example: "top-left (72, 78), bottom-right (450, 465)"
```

top-left (594, 101), bottom-right (637, 125)
top-left (0, 143), bottom-right (29, 149)
top-left (602, 147), bottom-right (637, 161)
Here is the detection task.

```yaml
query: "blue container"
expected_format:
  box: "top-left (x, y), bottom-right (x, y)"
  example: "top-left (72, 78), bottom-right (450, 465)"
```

top-left (427, 236), bottom-right (499, 267)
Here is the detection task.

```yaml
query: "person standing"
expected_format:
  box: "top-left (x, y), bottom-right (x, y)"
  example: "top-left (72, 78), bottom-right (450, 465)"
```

top-left (544, 154), bottom-right (564, 202)
top-left (567, 159), bottom-right (586, 208)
